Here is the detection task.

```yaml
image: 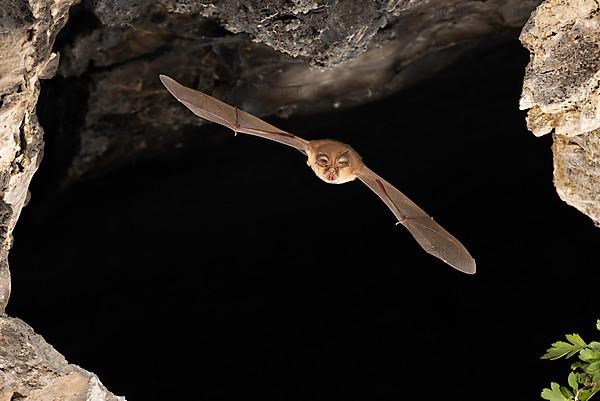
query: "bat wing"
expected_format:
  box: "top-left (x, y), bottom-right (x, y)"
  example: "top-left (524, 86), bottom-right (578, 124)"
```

top-left (356, 165), bottom-right (476, 274)
top-left (159, 75), bottom-right (309, 154)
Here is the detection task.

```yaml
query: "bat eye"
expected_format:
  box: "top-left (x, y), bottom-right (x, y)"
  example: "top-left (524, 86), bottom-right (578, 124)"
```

top-left (337, 155), bottom-right (350, 168)
top-left (317, 154), bottom-right (329, 167)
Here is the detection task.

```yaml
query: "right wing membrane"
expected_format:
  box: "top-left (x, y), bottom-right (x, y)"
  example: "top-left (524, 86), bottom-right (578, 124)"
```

top-left (356, 165), bottom-right (476, 274)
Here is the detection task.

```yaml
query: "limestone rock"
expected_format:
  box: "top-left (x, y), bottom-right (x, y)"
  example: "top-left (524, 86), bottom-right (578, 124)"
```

top-left (520, 0), bottom-right (600, 137)
top-left (0, 0), bottom-right (79, 313)
top-left (553, 131), bottom-right (600, 226)
top-left (50, 0), bottom-right (541, 184)
top-left (520, 0), bottom-right (600, 225)
top-left (1, 1), bottom-right (124, 397)
top-left (0, 317), bottom-right (123, 400)
top-left (85, 0), bottom-right (542, 67)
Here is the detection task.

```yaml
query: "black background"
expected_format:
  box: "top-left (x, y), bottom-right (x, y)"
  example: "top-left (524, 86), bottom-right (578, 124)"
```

top-left (7, 40), bottom-right (600, 400)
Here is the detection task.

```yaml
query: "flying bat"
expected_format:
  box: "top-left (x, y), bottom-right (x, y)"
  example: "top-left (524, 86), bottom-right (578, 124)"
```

top-left (159, 74), bottom-right (476, 274)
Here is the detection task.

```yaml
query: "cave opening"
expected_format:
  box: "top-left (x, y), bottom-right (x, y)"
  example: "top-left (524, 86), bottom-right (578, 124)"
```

top-left (6, 38), bottom-right (600, 400)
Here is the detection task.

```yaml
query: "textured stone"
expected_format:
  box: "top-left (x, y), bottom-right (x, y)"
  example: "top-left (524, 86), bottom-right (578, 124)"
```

top-left (0, 317), bottom-right (124, 400)
top-left (50, 0), bottom-right (541, 184)
top-left (0, 1), bottom-right (124, 398)
top-left (84, 0), bottom-right (542, 67)
top-left (520, 0), bottom-right (600, 137)
top-left (553, 131), bottom-right (600, 226)
top-left (520, 0), bottom-right (600, 225)
top-left (0, 0), bottom-right (78, 314)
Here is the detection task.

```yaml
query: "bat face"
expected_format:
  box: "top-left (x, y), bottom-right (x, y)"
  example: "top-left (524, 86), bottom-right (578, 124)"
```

top-left (307, 140), bottom-right (362, 184)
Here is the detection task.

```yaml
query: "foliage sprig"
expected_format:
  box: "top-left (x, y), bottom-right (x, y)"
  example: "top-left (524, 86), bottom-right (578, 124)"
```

top-left (541, 320), bottom-right (600, 401)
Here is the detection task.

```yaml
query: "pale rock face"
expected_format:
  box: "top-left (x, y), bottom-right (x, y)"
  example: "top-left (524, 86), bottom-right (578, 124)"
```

top-left (0, 317), bottom-right (124, 400)
top-left (520, 0), bottom-right (600, 137)
top-left (0, 0), bottom-right (124, 399)
top-left (0, 0), bottom-right (76, 314)
top-left (553, 130), bottom-right (600, 226)
top-left (520, 0), bottom-right (600, 225)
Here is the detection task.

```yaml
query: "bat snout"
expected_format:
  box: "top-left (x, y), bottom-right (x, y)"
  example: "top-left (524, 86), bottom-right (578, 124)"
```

top-left (325, 168), bottom-right (339, 183)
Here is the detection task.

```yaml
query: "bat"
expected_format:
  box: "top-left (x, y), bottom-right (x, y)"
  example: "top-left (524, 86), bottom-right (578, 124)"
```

top-left (159, 74), bottom-right (476, 274)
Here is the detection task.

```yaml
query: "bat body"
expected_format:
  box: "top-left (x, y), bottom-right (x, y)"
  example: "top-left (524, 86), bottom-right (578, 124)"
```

top-left (159, 75), bottom-right (476, 274)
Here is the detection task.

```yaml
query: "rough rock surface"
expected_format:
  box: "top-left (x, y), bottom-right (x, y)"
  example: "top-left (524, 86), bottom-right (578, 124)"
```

top-left (85, 0), bottom-right (543, 67)
top-left (0, 0), bottom-right (78, 314)
top-left (47, 0), bottom-right (542, 184)
top-left (0, 317), bottom-right (123, 400)
top-left (0, 1), bottom-right (123, 399)
top-left (520, 0), bottom-right (600, 225)
top-left (520, 0), bottom-right (600, 137)
top-left (553, 130), bottom-right (600, 226)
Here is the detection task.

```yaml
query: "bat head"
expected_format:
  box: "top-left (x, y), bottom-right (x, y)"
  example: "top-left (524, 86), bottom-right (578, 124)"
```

top-left (307, 140), bottom-right (362, 184)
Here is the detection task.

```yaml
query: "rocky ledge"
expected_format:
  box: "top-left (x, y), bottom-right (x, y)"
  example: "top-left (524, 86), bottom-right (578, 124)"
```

top-left (520, 0), bottom-right (600, 225)
top-left (0, 317), bottom-right (123, 400)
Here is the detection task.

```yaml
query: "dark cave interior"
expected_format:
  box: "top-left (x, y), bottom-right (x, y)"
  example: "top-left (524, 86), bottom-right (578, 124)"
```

top-left (6, 40), bottom-right (600, 400)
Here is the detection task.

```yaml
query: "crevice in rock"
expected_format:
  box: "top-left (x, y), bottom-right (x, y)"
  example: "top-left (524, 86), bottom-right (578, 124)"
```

top-left (35, 76), bottom-right (90, 201)
top-left (53, 2), bottom-right (102, 52)
top-left (13, 118), bottom-right (27, 174)
top-left (10, 392), bottom-right (25, 401)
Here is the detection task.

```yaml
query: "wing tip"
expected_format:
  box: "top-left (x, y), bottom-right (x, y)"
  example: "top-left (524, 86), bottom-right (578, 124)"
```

top-left (158, 74), bottom-right (180, 93)
top-left (464, 261), bottom-right (477, 275)
top-left (452, 257), bottom-right (476, 275)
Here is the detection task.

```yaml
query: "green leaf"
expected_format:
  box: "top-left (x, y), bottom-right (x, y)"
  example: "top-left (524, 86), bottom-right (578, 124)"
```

top-left (585, 361), bottom-right (600, 375)
top-left (561, 386), bottom-right (574, 399)
top-left (567, 334), bottom-right (587, 348)
top-left (543, 342), bottom-right (576, 360)
top-left (589, 387), bottom-right (600, 401)
top-left (579, 390), bottom-right (592, 401)
top-left (580, 348), bottom-right (600, 363)
top-left (596, 319), bottom-right (599, 331)
top-left (584, 361), bottom-right (600, 385)
top-left (579, 388), bottom-right (600, 401)
top-left (568, 372), bottom-right (578, 390)
top-left (543, 340), bottom-right (585, 360)
top-left (541, 383), bottom-right (571, 401)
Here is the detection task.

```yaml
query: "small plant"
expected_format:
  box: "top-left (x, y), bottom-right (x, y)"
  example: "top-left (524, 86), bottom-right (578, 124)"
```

top-left (541, 320), bottom-right (600, 401)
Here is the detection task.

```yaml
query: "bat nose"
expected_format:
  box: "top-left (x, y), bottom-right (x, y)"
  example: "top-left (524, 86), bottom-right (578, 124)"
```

top-left (325, 167), bottom-right (339, 182)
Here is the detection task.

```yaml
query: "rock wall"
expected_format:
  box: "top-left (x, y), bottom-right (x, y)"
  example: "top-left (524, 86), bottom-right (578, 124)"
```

top-left (0, 0), bottom-right (122, 399)
top-left (553, 131), bottom-right (600, 225)
top-left (0, 317), bottom-right (123, 400)
top-left (520, 0), bottom-right (600, 225)
top-left (0, 0), bottom-right (76, 314)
